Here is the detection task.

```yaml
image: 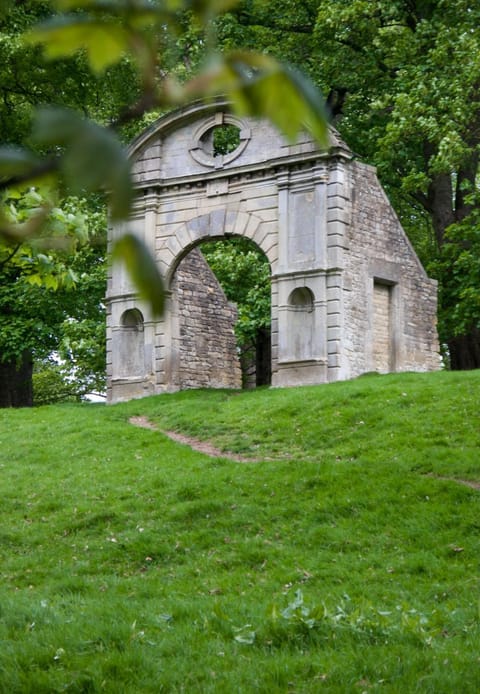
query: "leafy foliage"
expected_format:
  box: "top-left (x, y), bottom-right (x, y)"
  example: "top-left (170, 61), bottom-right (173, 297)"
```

top-left (211, 123), bottom-right (241, 155)
top-left (0, 2), bottom-right (138, 403)
top-left (0, 189), bottom-right (89, 357)
top-left (219, 0), bottom-right (480, 367)
top-left (33, 358), bottom-right (81, 405)
top-left (431, 201), bottom-right (480, 355)
top-left (312, 0), bottom-right (480, 365)
top-left (32, 107), bottom-right (133, 221)
top-left (0, 189), bottom-right (106, 401)
top-left (201, 237), bottom-right (270, 347)
top-left (0, 0), bottom-right (328, 316)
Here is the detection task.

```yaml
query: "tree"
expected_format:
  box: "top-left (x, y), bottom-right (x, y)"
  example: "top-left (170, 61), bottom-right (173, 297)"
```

top-left (0, 0), bottom-right (328, 405)
top-left (312, 0), bottom-right (480, 367)
top-left (220, 0), bottom-right (480, 369)
top-left (55, 227), bottom-right (107, 399)
top-left (0, 1), bottom-right (135, 405)
top-left (0, 187), bottom-right (106, 406)
top-left (0, 0), bottom-right (328, 236)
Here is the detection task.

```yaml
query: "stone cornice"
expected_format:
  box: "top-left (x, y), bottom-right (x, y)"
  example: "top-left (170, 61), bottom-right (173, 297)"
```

top-left (132, 150), bottom-right (351, 200)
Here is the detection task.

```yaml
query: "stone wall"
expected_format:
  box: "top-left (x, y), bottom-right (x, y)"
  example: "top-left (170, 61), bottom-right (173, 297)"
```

top-left (341, 161), bottom-right (440, 377)
top-left (171, 247), bottom-right (242, 389)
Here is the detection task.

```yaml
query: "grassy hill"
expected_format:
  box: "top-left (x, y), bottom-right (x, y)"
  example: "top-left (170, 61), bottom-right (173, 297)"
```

top-left (1, 371), bottom-right (479, 692)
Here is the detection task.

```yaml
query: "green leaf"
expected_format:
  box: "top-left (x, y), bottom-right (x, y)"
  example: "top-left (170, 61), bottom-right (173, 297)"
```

top-left (0, 147), bottom-right (40, 180)
top-left (52, 0), bottom-right (162, 30)
top-left (53, 0), bottom-right (98, 7)
top-left (112, 233), bottom-right (165, 317)
top-left (44, 274), bottom-right (59, 291)
top-left (191, 52), bottom-right (328, 146)
top-left (53, 0), bottom-right (162, 10)
top-left (33, 108), bottom-right (132, 220)
top-left (26, 274), bottom-right (43, 287)
top-left (232, 624), bottom-right (256, 645)
top-left (228, 54), bottom-right (328, 145)
top-left (26, 16), bottom-right (129, 73)
top-left (0, 207), bottom-right (50, 244)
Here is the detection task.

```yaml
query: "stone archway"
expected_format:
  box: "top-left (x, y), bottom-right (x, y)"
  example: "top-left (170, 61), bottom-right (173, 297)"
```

top-left (161, 211), bottom-right (276, 394)
top-left (106, 99), bottom-right (439, 403)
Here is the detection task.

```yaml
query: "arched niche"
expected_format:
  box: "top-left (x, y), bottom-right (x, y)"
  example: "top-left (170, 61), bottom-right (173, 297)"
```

top-left (115, 308), bottom-right (145, 379)
top-left (121, 308), bottom-right (144, 329)
top-left (289, 287), bottom-right (314, 310)
top-left (287, 287), bottom-right (315, 360)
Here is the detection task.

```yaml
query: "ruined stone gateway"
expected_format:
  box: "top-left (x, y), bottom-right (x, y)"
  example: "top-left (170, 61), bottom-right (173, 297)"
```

top-left (107, 99), bottom-right (439, 403)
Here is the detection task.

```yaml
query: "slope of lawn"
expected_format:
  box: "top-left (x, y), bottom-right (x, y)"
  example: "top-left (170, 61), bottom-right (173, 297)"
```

top-left (0, 370), bottom-right (479, 692)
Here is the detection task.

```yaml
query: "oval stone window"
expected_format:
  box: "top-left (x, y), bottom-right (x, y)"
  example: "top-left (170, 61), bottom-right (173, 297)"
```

top-left (201, 124), bottom-right (241, 158)
top-left (189, 113), bottom-right (250, 168)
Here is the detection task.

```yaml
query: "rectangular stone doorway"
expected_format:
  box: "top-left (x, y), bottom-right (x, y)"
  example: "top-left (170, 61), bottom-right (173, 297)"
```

top-left (372, 282), bottom-right (393, 373)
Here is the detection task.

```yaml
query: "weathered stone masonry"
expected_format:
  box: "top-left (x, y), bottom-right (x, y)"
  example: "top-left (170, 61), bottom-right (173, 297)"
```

top-left (106, 99), bottom-right (440, 403)
top-left (171, 248), bottom-right (242, 390)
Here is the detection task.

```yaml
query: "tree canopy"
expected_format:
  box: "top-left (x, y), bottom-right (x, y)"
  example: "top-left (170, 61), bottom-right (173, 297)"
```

top-left (219, 0), bottom-right (480, 368)
top-left (0, 0), bottom-right (329, 405)
top-left (1, 0), bottom-right (479, 407)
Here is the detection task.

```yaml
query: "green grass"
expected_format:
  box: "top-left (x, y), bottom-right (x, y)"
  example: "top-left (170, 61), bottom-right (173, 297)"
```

top-left (0, 370), bottom-right (479, 692)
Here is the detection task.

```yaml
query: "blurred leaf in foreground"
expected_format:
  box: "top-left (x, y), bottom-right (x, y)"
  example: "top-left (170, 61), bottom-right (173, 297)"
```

top-left (112, 233), bottom-right (165, 317)
top-left (33, 108), bottom-right (132, 221)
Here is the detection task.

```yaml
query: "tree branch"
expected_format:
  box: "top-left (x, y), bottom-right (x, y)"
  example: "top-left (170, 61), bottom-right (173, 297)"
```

top-left (109, 91), bottom-right (163, 131)
top-left (333, 37), bottom-right (395, 76)
top-left (0, 156), bottom-right (60, 193)
top-left (0, 243), bottom-right (21, 269)
top-left (409, 190), bottom-right (429, 209)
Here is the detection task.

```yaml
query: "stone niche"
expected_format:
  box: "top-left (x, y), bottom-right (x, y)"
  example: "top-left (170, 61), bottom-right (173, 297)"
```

top-left (106, 99), bottom-right (440, 403)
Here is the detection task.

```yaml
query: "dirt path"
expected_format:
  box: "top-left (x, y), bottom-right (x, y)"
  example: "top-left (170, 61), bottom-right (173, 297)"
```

top-left (129, 417), bottom-right (480, 486)
top-left (425, 473), bottom-right (480, 491)
top-left (128, 416), bottom-right (261, 463)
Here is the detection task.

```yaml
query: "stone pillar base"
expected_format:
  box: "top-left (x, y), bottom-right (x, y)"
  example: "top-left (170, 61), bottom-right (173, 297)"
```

top-left (272, 360), bottom-right (328, 388)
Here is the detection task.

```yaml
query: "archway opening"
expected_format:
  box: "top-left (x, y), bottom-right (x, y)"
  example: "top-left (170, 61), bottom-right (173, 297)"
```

top-left (202, 237), bottom-right (271, 388)
top-left (171, 237), bottom-right (271, 390)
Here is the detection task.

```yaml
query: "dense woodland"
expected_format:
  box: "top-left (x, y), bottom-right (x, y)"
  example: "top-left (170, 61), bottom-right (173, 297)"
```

top-left (1, 0), bottom-right (480, 405)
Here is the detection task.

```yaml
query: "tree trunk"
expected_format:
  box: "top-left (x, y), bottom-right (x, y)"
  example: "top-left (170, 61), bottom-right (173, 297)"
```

top-left (448, 329), bottom-right (480, 370)
top-left (0, 351), bottom-right (33, 407)
top-left (423, 170), bottom-right (480, 370)
top-left (426, 172), bottom-right (455, 247)
top-left (255, 327), bottom-right (272, 386)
